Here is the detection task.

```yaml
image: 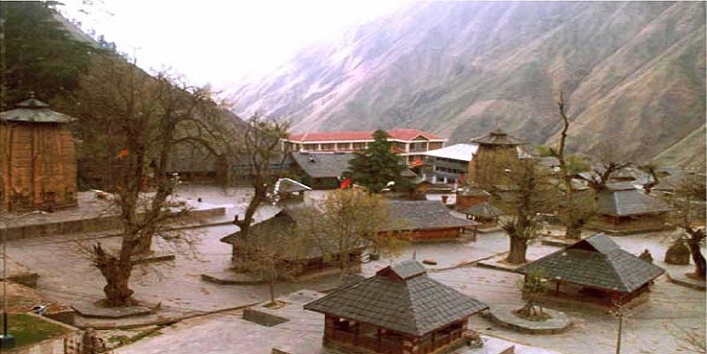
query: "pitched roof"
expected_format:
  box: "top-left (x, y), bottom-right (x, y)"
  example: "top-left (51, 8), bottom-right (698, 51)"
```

top-left (461, 202), bottom-right (505, 218)
top-left (385, 200), bottom-right (474, 231)
top-left (304, 261), bottom-right (488, 336)
top-left (596, 188), bottom-right (673, 216)
top-left (290, 152), bottom-right (354, 178)
top-left (516, 234), bottom-right (665, 293)
top-left (288, 129), bottom-right (446, 143)
top-left (0, 97), bottom-right (76, 124)
top-left (469, 128), bottom-right (525, 146)
top-left (423, 143), bottom-right (478, 162)
top-left (274, 178), bottom-right (311, 194)
top-left (221, 207), bottom-right (369, 260)
top-left (458, 186), bottom-right (491, 197)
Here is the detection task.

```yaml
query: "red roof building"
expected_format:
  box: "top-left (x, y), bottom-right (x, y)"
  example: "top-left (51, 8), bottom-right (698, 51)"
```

top-left (283, 129), bottom-right (447, 167)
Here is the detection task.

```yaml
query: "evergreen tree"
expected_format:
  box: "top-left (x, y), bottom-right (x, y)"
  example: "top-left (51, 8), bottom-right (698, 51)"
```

top-left (0, 1), bottom-right (94, 109)
top-left (344, 129), bottom-right (408, 193)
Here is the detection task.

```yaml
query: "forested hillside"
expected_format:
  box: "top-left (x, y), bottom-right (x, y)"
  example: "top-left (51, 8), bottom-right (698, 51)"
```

top-left (1, 2), bottom-right (240, 189)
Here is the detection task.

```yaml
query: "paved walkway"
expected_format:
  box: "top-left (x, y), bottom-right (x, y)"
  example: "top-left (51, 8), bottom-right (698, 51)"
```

top-left (3, 185), bottom-right (705, 354)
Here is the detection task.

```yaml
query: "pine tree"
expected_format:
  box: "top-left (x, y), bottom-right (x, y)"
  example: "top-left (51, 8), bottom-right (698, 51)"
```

top-left (345, 130), bottom-right (408, 193)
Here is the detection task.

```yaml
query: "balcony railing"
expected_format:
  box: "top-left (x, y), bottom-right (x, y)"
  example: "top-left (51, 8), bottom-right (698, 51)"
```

top-left (330, 329), bottom-right (404, 354)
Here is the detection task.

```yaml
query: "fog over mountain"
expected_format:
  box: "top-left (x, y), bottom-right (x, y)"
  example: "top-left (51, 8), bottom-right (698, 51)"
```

top-left (227, 1), bottom-right (705, 168)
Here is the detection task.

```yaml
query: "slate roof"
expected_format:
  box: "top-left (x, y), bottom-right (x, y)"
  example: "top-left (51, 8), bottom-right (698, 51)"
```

top-left (291, 152), bottom-right (355, 178)
top-left (462, 202), bottom-right (505, 218)
top-left (516, 234), bottom-right (665, 293)
top-left (221, 207), bottom-right (369, 260)
top-left (596, 188), bottom-right (673, 216)
top-left (0, 97), bottom-right (76, 124)
top-left (469, 128), bottom-right (525, 146)
top-left (458, 186), bottom-right (491, 197)
top-left (384, 200), bottom-right (474, 231)
top-left (288, 129), bottom-right (446, 143)
top-left (304, 261), bottom-right (488, 336)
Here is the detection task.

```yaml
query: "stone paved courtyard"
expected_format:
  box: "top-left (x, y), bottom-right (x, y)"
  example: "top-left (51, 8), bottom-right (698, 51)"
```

top-left (3, 185), bottom-right (705, 354)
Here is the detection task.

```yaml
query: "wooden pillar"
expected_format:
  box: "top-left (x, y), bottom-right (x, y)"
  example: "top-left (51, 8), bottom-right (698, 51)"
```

top-left (403, 335), bottom-right (420, 354)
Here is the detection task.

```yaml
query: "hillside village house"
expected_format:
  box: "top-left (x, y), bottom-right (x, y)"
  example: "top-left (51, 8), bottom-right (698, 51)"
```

top-left (304, 261), bottom-right (488, 354)
top-left (0, 95), bottom-right (78, 212)
top-left (283, 129), bottom-right (447, 168)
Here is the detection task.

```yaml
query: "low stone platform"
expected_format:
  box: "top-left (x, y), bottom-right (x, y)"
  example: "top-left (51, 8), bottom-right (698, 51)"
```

top-left (72, 302), bottom-right (154, 319)
top-left (1, 191), bottom-right (227, 241)
top-left (131, 252), bottom-right (176, 265)
top-left (243, 290), bottom-right (326, 327)
top-left (666, 270), bottom-right (706, 291)
top-left (1, 272), bottom-right (39, 288)
top-left (201, 270), bottom-right (266, 285)
top-left (486, 305), bottom-right (572, 334)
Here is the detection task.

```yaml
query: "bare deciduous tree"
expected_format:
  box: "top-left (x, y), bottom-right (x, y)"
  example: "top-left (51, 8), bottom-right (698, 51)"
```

top-left (499, 156), bottom-right (555, 264)
top-left (298, 189), bottom-right (406, 275)
top-left (74, 56), bottom-right (224, 306)
top-left (668, 173), bottom-right (706, 279)
top-left (541, 92), bottom-right (593, 239)
top-left (230, 115), bottom-right (290, 265)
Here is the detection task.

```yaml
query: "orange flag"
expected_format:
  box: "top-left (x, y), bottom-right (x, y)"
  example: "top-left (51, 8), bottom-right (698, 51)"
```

top-left (115, 148), bottom-right (130, 159)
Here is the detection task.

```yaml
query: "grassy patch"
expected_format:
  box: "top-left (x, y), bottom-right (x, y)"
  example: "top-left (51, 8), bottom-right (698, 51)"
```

top-left (0, 314), bottom-right (72, 347)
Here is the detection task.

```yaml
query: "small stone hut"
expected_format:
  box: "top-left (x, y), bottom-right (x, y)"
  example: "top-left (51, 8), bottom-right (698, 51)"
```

top-left (0, 95), bottom-right (78, 211)
top-left (304, 261), bottom-right (488, 354)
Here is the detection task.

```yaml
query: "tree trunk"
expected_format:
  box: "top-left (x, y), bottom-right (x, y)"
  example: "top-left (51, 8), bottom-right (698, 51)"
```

top-left (268, 279), bottom-right (276, 306)
top-left (565, 223), bottom-right (582, 240)
top-left (92, 243), bottom-right (135, 307)
top-left (233, 183), bottom-right (267, 263)
top-left (686, 229), bottom-right (706, 279)
top-left (134, 234), bottom-right (154, 255)
top-left (506, 236), bottom-right (528, 264)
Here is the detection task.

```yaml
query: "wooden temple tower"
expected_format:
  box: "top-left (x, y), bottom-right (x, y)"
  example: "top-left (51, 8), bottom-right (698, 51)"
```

top-left (0, 95), bottom-right (78, 212)
top-left (468, 128), bottom-right (526, 191)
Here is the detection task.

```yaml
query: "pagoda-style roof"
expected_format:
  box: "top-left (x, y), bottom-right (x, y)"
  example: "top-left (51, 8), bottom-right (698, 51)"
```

top-left (461, 202), bottom-right (505, 218)
top-left (596, 187), bottom-right (673, 217)
top-left (304, 261), bottom-right (488, 336)
top-left (384, 200), bottom-right (475, 231)
top-left (516, 234), bottom-right (665, 293)
top-left (469, 128), bottom-right (525, 146)
top-left (0, 96), bottom-right (76, 124)
top-left (221, 207), bottom-right (369, 261)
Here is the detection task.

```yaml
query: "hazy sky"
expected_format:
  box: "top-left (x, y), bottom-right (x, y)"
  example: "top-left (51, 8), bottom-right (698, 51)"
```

top-left (59, 0), bottom-right (412, 90)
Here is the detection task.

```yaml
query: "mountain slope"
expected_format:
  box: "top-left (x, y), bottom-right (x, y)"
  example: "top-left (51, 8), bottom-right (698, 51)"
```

top-left (228, 1), bottom-right (705, 168)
